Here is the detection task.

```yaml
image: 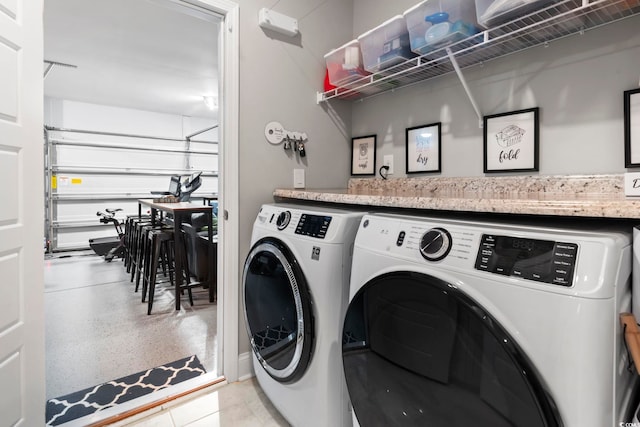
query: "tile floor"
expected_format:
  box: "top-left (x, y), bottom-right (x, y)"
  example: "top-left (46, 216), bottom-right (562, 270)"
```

top-left (110, 378), bottom-right (290, 427)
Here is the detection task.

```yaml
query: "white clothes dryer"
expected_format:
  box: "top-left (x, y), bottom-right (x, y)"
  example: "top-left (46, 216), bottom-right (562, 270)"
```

top-left (243, 203), bottom-right (365, 427)
top-left (342, 213), bottom-right (637, 427)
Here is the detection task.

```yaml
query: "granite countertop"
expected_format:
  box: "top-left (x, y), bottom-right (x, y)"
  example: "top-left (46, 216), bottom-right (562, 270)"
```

top-left (273, 174), bottom-right (640, 220)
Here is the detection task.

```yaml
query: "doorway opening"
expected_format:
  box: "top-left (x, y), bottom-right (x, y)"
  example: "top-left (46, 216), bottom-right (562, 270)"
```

top-left (42, 0), bottom-right (231, 422)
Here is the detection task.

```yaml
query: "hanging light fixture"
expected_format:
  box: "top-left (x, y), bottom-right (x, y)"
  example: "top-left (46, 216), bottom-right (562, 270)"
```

top-left (203, 95), bottom-right (217, 110)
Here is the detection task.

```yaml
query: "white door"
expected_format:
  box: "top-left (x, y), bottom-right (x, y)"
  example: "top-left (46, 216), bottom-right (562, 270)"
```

top-left (0, 0), bottom-right (46, 425)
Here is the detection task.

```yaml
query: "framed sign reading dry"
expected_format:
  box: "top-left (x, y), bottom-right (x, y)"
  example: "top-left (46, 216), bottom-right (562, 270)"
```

top-left (405, 122), bottom-right (441, 174)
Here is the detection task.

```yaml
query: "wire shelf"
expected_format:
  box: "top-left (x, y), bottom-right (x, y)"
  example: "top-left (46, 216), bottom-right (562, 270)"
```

top-left (317, 0), bottom-right (640, 103)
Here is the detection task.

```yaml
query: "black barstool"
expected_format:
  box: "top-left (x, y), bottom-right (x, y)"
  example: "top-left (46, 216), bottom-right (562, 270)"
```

top-left (131, 223), bottom-right (155, 290)
top-left (124, 215), bottom-right (150, 272)
top-left (142, 228), bottom-right (178, 315)
top-left (180, 222), bottom-right (217, 304)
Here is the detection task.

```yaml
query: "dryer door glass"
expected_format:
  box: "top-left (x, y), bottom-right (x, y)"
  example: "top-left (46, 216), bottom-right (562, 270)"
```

top-left (342, 271), bottom-right (561, 427)
top-left (243, 238), bottom-right (314, 383)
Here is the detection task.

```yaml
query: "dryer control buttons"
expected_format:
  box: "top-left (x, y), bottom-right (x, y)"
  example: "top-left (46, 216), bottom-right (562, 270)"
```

top-left (276, 211), bottom-right (291, 230)
top-left (396, 231), bottom-right (406, 246)
top-left (475, 234), bottom-right (578, 286)
top-left (419, 228), bottom-right (452, 261)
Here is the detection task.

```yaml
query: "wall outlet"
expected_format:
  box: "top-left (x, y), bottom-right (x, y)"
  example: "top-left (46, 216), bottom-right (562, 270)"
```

top-left (383, 155), bottom-right (394, 175)
top-left (293, 169), bottom-right (305, 188)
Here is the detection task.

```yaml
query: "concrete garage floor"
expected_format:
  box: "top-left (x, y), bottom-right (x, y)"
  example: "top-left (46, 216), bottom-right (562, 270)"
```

top-left (44, 252), bottom-right (218, 401)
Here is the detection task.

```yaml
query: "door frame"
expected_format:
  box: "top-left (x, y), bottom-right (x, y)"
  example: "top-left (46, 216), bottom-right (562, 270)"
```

top-left (32, 0), bottom-right (239, 423)
top-left (182, 0), bottom-right (240, 382)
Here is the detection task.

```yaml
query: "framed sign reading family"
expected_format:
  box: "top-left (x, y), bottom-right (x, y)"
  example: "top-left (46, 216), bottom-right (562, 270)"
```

top-left (351, 135), bottom-right (377, 176)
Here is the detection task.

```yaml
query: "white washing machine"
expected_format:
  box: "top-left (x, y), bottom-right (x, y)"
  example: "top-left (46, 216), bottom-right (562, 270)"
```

top-left (243, 203), bottom-right (365, 427)
top-left (342, 213), bottom-right (637, 427)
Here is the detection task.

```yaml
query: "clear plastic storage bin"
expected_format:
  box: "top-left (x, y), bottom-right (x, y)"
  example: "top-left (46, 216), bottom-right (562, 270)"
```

top-left (403, 0), bottom-right (480, 55)
top-left (475, 0), bottom-right (554, 28)
top-left (324, 40), bottom-right (369, 87)
top-left (357, 15), bottom-right (416, 73)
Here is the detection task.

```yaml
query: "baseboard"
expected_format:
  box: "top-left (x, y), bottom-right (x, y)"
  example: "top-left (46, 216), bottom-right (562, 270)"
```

top-left (237, 351), bottom-right (254, 382)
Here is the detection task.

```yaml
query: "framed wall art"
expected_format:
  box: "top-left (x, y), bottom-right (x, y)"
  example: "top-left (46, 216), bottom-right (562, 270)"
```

top-left (625, 88), bottom-right (640, 167)
top-left (483, 107), bottom-right (539, 173)
top-left (405, 122), bottom-right (441, 174)
top-left (351, 135), bottom-right (376, 176)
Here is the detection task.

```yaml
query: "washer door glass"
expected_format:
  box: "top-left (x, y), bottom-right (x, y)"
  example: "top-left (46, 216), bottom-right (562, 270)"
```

top-left (342, 271), bottom-right (561, 427)
top-left (243, 237), bottom-right (314, 383)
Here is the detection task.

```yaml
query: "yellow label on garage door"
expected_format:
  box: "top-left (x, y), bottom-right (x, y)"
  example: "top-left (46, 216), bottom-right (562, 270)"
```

top-left (51, 176), bottom-right (57, 189)
top-left (71, 178), bottom-right (82, 185)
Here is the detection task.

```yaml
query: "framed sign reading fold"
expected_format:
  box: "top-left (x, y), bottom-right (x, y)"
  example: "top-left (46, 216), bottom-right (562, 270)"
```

top-left (484, 107), bottom-right (539, 173)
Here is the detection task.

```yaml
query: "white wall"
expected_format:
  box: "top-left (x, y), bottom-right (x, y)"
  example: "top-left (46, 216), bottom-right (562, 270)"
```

top-left (350, 4), bottom-right (640, 177)
top-left (236, 0), bottom-right (355, 355)
top-left (353, 0), bottom-right (416, 37)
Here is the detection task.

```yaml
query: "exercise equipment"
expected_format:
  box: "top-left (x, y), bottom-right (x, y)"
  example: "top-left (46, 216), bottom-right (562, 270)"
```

top-left (90, 209), bottom-right (125, 261)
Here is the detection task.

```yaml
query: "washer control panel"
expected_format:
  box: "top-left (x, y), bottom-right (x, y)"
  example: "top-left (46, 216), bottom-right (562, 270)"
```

top-left (419, 228), bottom-right (452, 261)
top-left (475, 234), bottom-right (578, 286)
top-left (294, 214), bottom-right (332, 239)
top-left (276, 210), bottom-right (292, 230)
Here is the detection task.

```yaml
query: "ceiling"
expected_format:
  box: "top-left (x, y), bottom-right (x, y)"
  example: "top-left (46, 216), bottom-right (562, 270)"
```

top-left (44, 0), bottom-right (220, 119)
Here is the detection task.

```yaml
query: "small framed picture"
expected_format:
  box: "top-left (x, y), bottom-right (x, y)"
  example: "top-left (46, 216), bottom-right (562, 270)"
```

top-left (351, 135), bottom-right (376, 176)
top-left (483, 107), bottom-right (539, 173)
top-left (625, 88), bottom-right (640, 167)
top-left (405, 122), bottom-right (441, 174)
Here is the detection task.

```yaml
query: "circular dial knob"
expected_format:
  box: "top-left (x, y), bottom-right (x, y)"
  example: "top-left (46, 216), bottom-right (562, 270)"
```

top-left (276, 211), bottom-right (291, 230)
top-left (419, 228), bottom-right (452, 261)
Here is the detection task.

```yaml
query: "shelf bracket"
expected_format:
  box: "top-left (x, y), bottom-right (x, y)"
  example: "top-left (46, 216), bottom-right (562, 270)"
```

top-left (446, 47), bottom-right (483, 128)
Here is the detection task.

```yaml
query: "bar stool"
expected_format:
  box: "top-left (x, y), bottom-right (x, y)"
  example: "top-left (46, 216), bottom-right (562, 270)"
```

top-left (131, 222), bottom-right (155, 289)
top-left (180, 222), bottom-right (217, 304)
top-left (142, 228), bottom-right (181, 315)
top-left (124, 215), bottom-right (150, 272)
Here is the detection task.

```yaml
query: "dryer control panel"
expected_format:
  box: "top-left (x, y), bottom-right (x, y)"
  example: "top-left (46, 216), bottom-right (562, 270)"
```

top-left (294, 213), bottom-right (332, 239)
top-left (475, 234), bottom-right (578, 286)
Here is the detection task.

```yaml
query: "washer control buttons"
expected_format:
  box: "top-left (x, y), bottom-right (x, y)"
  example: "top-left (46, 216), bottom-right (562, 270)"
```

top-left (396, 231), bottom-right (406, 246)
top-left (419, 228), bottom-right (452, 261)
top-left (276, 211), bottom-right (291, 230)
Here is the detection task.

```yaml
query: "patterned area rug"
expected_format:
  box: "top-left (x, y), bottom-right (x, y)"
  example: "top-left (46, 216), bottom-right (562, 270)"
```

top-left (45, 355), bottom-right (206, 426)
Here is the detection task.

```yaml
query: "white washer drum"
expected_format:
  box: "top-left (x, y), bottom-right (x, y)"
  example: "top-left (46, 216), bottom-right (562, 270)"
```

top-left (343, 213), bottom-right (637, 427)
